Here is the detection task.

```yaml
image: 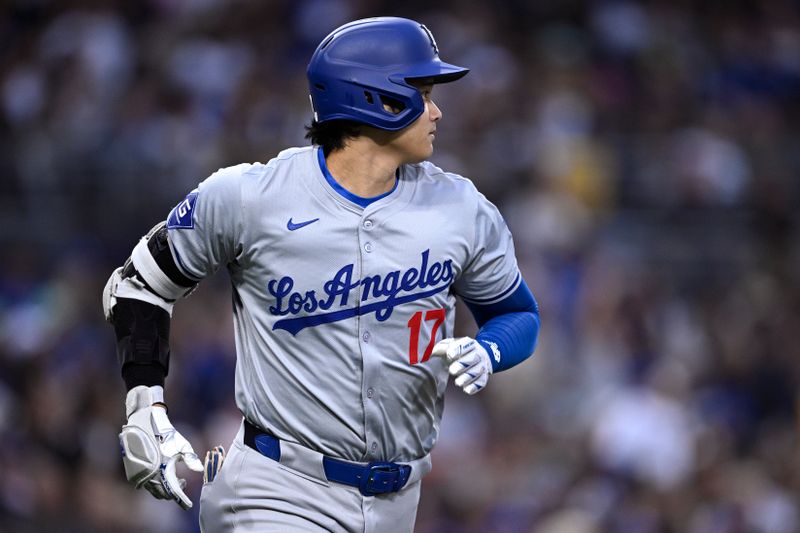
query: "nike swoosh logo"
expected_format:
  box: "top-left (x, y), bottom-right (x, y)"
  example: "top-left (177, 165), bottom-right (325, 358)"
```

top-left (287, 217), bottom-right (320, 231)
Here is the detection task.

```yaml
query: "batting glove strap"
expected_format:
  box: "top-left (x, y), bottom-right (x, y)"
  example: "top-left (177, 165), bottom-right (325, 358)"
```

top-left (432, 337), bottom-right (493, 395)
top-left (125, 385), bottom-right (164, 418)
top-left (476, 339), bottom-right (502, 371)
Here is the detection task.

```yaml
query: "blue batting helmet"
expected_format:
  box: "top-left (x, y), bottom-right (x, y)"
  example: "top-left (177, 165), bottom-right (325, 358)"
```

top-left (307, 17), bottom-right (469, 131)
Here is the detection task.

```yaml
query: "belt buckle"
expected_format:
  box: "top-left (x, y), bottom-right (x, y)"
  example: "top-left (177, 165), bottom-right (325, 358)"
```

top-left (359, 462), bottom-right (404, 497)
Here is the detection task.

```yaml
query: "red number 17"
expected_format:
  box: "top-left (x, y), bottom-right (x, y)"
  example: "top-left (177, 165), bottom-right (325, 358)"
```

top-left (407, 308), bottom-right (446, 365)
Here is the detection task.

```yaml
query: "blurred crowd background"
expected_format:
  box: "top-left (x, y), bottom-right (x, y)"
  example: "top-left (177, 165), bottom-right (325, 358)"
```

top-left (1, 0), bottom-right (799, 531)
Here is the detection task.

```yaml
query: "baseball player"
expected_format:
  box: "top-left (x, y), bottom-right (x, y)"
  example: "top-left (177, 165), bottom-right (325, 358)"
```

top-left (102, 17), bottom-right (540, 532)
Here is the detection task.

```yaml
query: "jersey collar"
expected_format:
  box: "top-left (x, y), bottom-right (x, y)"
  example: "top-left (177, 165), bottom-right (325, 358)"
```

top-left (317, 147), bottom-right (399, 208)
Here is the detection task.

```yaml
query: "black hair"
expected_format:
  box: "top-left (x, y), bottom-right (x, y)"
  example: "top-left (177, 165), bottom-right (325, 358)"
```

top-left (305, 119), bottom-right (362, 156)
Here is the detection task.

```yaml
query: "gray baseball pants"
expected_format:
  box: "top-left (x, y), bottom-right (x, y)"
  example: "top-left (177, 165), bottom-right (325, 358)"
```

top-left (199, 424), bottom-right (423, 532)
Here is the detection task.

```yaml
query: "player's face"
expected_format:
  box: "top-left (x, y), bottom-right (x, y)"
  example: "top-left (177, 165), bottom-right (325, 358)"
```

top-left (390, 84), bottom-right (442, 163)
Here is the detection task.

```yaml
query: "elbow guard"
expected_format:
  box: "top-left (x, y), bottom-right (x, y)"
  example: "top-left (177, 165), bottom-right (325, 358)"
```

top-left (125, 221), bottom-right (198, 304)
top-left (103, 221), bottom-right (198, 318)
top-left (102, 222), bottom-right (197, 389)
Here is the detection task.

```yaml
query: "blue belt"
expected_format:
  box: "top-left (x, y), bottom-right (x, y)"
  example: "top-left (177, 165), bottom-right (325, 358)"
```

top-left (243, 419), bottom-right (412, 497)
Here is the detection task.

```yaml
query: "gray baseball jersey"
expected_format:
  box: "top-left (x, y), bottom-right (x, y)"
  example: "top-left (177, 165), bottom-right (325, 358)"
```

top-left (167, 146), bottom-right (521, 464)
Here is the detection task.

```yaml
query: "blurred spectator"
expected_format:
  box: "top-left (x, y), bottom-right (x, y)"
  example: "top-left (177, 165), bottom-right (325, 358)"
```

top-left (1, 0), bottom-right (799, 531)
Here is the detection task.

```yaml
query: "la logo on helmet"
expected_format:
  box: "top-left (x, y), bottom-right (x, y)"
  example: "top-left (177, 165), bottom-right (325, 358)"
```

top-left (420, 24), bottom-right (439, 55)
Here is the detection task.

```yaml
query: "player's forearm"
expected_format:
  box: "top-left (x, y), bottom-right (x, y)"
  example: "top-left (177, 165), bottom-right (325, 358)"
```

top-left (475, 310), bottom-right (539, 372)
top-left (113, 297), bottom-right (171, 389)
top-left (103, 221), bottom-right (199, 390)
top-left (465, 277), bottom-right (540, 372)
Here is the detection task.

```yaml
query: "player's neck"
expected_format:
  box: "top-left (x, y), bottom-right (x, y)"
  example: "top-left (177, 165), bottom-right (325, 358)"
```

top-left (326, 141), bottom-right (399, 198)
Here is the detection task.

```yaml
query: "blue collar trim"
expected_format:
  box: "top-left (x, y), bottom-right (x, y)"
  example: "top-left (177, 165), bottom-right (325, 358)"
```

top-left (317, 147), bottom-right (398, 208)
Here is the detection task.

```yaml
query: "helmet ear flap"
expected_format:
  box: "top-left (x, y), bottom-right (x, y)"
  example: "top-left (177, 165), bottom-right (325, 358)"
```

top-left (362, 91), bottom-right (406, 116)
top-left (341, 84), bottom-right (418, 126)
top-left (378, 94), bottom-right (404, 115)
top-left (359, 90), bottom-right (403, 116)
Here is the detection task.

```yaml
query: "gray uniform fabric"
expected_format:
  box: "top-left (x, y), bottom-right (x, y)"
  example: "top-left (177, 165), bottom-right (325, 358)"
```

top-left (167, 146), bottom-right (520, 526)
top-left (199, 423), bottom-right (421, 533)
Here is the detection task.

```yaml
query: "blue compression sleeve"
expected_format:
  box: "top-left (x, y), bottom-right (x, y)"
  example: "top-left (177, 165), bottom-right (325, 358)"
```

top-left (465, 278), bottom-right (540, 373)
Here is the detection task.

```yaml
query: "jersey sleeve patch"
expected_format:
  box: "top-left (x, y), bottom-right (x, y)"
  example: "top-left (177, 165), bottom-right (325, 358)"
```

top-left (167, 192), bottom-right (198, 229)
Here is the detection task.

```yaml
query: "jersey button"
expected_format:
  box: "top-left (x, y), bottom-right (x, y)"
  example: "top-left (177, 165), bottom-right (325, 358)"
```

top-left (362, 331), bottom-right (371, 342)
top-left (364, 242), bottom-right (373, 253)
top-left (363, 219), bottom-right (373, 229)
top-left (366, 388), bottom-right (374, 398)
top-left (370, 442), bottom-right (378, 452)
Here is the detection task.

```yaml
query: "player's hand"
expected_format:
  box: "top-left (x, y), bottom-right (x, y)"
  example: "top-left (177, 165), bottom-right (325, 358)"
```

top-left (432, 337), bottom-right (493, 395)
top-left (119, 385), bottom-right (204, 509)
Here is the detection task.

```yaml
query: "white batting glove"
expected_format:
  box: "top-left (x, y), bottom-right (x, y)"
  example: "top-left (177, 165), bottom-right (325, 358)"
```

top-left (432, 337), bottom-right (496, 395)
top-left (119, 385), bottom-right (204, 509)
